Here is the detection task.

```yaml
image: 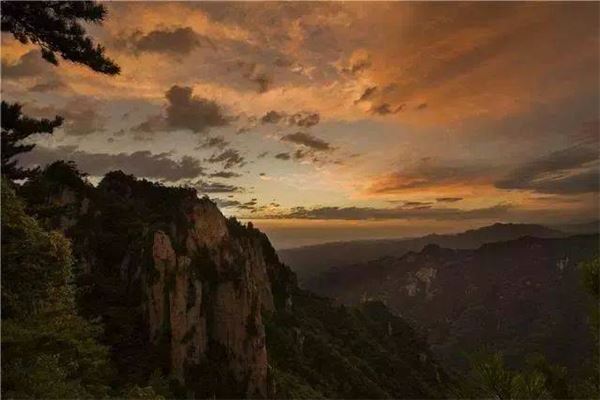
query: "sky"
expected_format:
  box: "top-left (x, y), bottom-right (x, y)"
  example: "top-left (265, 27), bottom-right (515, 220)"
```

top-left (2, 2), bottom-right (599, 248)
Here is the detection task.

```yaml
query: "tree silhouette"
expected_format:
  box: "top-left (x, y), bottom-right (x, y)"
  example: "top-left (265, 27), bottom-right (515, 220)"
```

top-left (1, 102), bottom-right (63, 180)
top-left (1, 1), bottom-right (120, 180)
top-left (1, 1), bottom-right (120, 74)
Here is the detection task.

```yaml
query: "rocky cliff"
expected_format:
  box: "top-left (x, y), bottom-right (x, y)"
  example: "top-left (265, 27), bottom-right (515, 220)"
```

top-left (19, 162), bottom-right (446, 399)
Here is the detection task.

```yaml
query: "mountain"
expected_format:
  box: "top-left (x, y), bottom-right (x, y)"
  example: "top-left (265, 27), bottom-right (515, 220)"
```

top-left (279, 223), bottom-right (565, 283)
top-left (15, 162), bottom-right (447, 399)
top-left (551, 220), bottom-right (600, 235)
top-left (305, 235), bottom-right (599, 373)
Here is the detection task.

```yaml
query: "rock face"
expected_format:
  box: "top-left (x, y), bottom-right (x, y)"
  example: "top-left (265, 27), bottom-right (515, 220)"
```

top-left (306, 235), bottom-right (599, 371)
top-left (22, 167), bottom-right (290, 398)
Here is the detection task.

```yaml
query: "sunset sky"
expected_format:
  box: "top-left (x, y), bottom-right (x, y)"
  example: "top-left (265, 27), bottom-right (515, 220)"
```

top-left (2, 2), bottom-right (598, 248)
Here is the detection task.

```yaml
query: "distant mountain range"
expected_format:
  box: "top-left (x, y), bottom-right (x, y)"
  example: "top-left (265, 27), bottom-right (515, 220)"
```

top-left (279, 223), bottom-right (578, 283)
top-left (304, 234), bottom-right (599, 372)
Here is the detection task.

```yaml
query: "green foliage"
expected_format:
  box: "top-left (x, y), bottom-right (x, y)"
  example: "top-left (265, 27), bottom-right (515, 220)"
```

top-left (266, 294), bottom-right (447, 398)
top-left (576, 256), bottom-right (600, 398)
top-left (454, 351), bottom-right (552, 399)
top-left (1, 101), bottom-right (63, 180)
top-left (1, 178), bottom-right (113, 398)
top-left (1, 1), bottom-right (120, 74)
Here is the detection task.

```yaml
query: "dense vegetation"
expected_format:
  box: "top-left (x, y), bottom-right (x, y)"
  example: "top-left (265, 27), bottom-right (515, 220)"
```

top-left (1, 178), bottom-right (112, 398)
top-left (266, 294), bottom-right (446, 398)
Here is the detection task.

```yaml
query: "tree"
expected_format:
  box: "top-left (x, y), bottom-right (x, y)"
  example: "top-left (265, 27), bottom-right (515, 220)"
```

top-left (1, 102), bottom-right (63, 180)
top-left (1, 178), bottom-right (113, 398)
top-left (1, 1), bottom-right (120, 74)
top-left (1, 1), bottom-right (120, 180)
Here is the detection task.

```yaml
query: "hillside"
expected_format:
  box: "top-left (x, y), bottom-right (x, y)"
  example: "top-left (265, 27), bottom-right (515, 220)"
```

top-left (12, 162), bottom-right (447, 399)
top-left (279, 223), bottom-right (565, 283)
top-left (305, 234), bottom-right (599, 373)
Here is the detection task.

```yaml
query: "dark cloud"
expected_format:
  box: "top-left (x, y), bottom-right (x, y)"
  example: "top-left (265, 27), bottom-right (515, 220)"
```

top-left (495, 145), bottom-right (599, 194)
top-left (354, 86), bottom-right (377, 104)
top-left (261, 110), bottom-right (285, 124)
top-left (198, 136), bottom-right (230, 150)
top-left (288, 112), bottom-right (320, 128)
top-left (134, 85), bottom-right (229, 134)
top-left (212, 198), bottom-right (241, 208)
top-left (371, 103), bottom-right (403, 115)
top-left (403, 201), bottom-right (433, 207)
top-left (257, 152), bottom-right (269, 159)
top-left (281, 132), bottom-right (332, 151)
top-left (207, 148), bottom-right (245, 169)
top-left (260, 110), bottom-right (320, 127)
top-left (275, 152), bottom-right (291, 160)
top-left (416, 103), bottom-right (428, 110)
top-left (209, 171), bottom-right (242, 178)
top-left (252, 203), bottom-right (512, 221)
top-left (18, 145), bottom-right (205, 182)
top-left (166, 85), bottom-right (229, 132)
top-left (130, 27), bottom-right (214, 55)
top-left (436, 197), bottom-right (463, 203)
top-left (194, 181), bottom-right (242, 193)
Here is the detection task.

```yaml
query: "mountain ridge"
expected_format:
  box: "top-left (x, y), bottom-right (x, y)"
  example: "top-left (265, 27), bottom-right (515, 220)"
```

top-left (279, 222), bottom-right (567, 283)
top-left (304, 233), bottom-right (599, 372)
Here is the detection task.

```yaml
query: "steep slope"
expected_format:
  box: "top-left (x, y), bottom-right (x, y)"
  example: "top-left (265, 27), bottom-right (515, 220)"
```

top-left (279, 223), bottom-right (565, 284)
top-left (306, 235), bottom-right (599, 372)
top-left (19, 162), bottom-right (447, 398)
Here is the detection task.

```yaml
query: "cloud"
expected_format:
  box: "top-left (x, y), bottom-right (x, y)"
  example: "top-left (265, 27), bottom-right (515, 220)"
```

top-left (17, 145), bottom-right (205, 182)
top-left (198, 136), bottom-right (230, 150)
top-left (166, 85), bottom-right (229, 132)
top-left (261, 110), bottom-right (285, 124)
top-left (194, 180), bottom-right (242, 193)
top-left (29, 79), bottom-right (68, 92)
top-left (134, 85), bottom-right (229, 134)
top-left (25, 100), bottom-right (106, 136)
top-left (212, 198), bottom-right (241, 208)
top-left (251, 203), bottom-right (512, 220)
top-left (209, 171), bottom-right (242, 178)
top-left (281, 131), bottom-right (332, 151)
top-left (370, 103), bottom-right (403, 115)
top-left (132, 114), bottom-right (168, 134)
top-left (367, 158), bottom-right (492, 194)
top-left (288, 112), bottom-right (320, 128)
top-left (436, 197), bottom-right (463, 203)
top-left (2, 50), bottom-right (51, 79)
top-left (207, 148), bottom-right (245, 169)
top-left (495, 144), bottom-right (599, 194)
top-left (129, 27), bottom-right (214, 55)
top-left (260, 110), bottom-right (320, 127)
top-left (275, 152), bottom-right (291, 160)
top-left (236, 61), bottom-right (272, 93)
top-left (354, 86), bottom-right (377, 104)
top-left (341, 54), bottom-right (372, 75)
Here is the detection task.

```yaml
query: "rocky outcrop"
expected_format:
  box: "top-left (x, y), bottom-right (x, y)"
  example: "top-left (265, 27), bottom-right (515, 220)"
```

top-left (21, 167), bottom-right (290, 398)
